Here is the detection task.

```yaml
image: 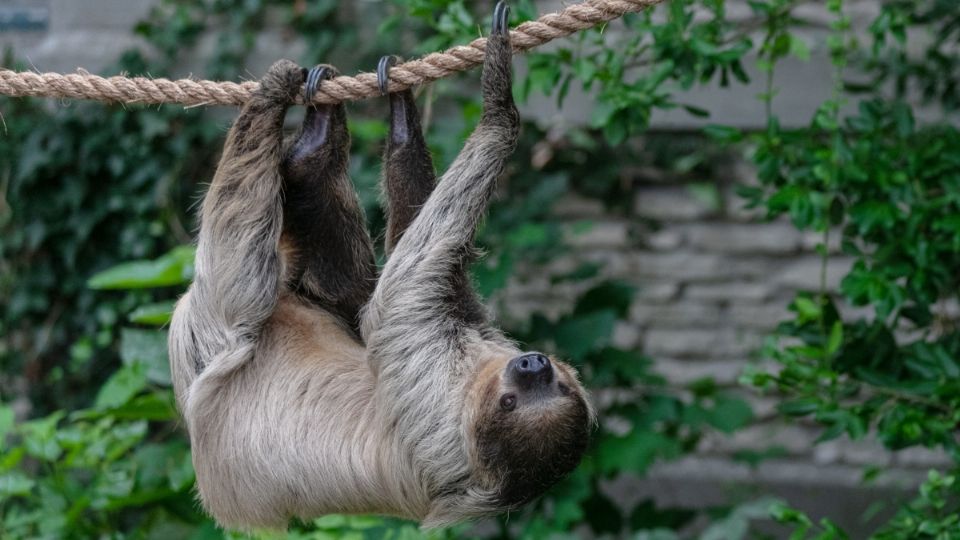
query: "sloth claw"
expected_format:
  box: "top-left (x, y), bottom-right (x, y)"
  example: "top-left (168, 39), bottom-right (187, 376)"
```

top-left (304, 64), bottom-right (338, 105)
top-left (377, 55), bottom-right (401, 95)
top-left (492, 1), bottom-right (510, 36)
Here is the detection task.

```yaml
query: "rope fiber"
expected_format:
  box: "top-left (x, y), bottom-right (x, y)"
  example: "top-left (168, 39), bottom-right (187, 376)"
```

top-left (0, 0), bottom-right (664, 107)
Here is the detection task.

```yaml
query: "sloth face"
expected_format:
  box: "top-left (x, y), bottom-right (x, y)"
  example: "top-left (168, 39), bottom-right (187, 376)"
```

top-left (469, 352), bottom-right (593, 508)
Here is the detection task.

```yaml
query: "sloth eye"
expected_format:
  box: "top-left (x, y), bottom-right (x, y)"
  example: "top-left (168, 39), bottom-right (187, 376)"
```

top-left (499, 393), bottom-right (517, 411)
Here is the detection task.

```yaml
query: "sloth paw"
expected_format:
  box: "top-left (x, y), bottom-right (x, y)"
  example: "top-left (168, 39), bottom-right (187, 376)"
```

top-left (481, 1), bottom-right (517, 123)
top-left (377, 55), bottom-right (401, 95)
top-left (258, 59), bottom-right (306, 105)
top-left (304, 64), bottom-right (339, 106)
top-left (492, 1), bottom-right (510, 37)
top-left (286, 64), bottom-right (347, 163)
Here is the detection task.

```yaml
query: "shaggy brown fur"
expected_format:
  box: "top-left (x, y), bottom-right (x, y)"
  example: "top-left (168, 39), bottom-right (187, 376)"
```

top-left (170, 6), bottom-right (593, 530)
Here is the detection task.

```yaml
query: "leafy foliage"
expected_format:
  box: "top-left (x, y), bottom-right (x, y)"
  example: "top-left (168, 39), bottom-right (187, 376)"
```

top-left (732, 0), bottom-right (960, 538)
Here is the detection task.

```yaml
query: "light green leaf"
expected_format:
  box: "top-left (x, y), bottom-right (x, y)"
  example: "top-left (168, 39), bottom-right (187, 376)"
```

top-left (108, 392), bottom-right (177, 421)
top-left (0, 404), bottom-right (14, 444)
top-left (88, 245), bottom-right (195, 290)
top-left (706, 397), bottom-right (755, 434)
top-left (128, 300), bottom-right (177, 326)
top-left (120, 328), bottom-right (171, 385)
top-left (0, 471), bottom-right (35, 498)
top-left (826, 321), bottom-right (843, 355)
top-left (554, 309), bottom-right (618, 360)
top-left (20, 412), bottom-right (63, 461)
top-left (789, 35), bottom-right (811, 61)
top-left (793, 297), bottom-right (821, 323)
top-left (95, 364), bottom-right (148, 409)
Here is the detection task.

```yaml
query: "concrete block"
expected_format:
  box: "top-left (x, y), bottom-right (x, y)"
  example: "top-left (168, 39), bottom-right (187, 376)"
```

top-left (644, 328), bottom-right (762, 358)
top-left (612, 321), bottom-right (641, 349)
top-left (50, 0), bottom-right (155, 32)
top-left (894, 447), bottom-right (952, 468)
top-left (684, 222), bottom-right (803, 254)
top-left (634, 185), bottom-right (717, 221)
top-left (579, 249), bottom-right (634, 276)
top-left (635, 281), bottom-right (681, 303)
top-left (630, 301), bottom-right (724, 327)
top-left (727, 302), bottom-right (792, 329)
top-left (633, 251), bottom-right (725, 281)
top-left (685, 281), bottom-right (772, 302)
top-left (801, 229), bottom-right (843, 253)
top-left (552, 193), bottom-right (606, 218)
top-left (703, 423), bottom-right (816, 456)
top-left (774, 255), bottom-right (854, 290)
top-left (565, 221), bottom-right (629, 248)
top-left (502, 297), bottom-right (571, 322)
top-left (722, 255), bottom-right (791, 279)
top-left (3, 30), bottom-right (148, 74)
top-left (655, 358), bottom-right (745, 386)
top-left (643, 227), bottom-right (684, 250)
top-left (814, 439), bottom-right (892, 467)
top-left (744, 394), bottom-right (782, 421)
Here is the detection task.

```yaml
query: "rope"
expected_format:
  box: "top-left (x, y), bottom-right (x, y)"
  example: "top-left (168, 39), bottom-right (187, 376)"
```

top-left (0, 0), bottom-right (664, 107)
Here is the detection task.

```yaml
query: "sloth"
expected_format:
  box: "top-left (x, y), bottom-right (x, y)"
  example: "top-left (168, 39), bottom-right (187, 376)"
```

top-left (169, 2), bottom-right (593, 529)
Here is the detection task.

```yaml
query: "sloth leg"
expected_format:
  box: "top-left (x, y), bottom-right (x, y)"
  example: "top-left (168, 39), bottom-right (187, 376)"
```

top-left (378, 57), bottom-right (488, 326)
top-left (282, 65), bottom-right (376, 334)
top-left (380, 56), bottom-right (435, 255)
top-left (362, 3), bottom-right (518, 343)
top-left (181, 60), bottom-right (301, 377)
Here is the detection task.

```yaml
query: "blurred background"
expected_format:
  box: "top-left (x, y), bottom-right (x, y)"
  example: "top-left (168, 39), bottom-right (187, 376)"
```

top-left (1, 0), bottom-right (959, 538)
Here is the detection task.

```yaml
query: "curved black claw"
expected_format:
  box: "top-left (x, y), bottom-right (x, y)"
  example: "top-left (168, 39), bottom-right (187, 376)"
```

top-left (492, 1), bottom-right (510, 36)
top-left (304, 64), bottom-right (338, 105)
top-left (377, 55), bottom-right (401, 95)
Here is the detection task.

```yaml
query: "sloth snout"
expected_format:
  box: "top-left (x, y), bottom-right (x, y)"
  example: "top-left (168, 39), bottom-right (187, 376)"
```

top-left (508, 353), bottom-right (554, 390)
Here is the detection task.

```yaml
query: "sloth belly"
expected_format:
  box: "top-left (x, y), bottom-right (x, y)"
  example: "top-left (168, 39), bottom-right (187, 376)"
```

top-left (188, 297), bottom-right (418, 528)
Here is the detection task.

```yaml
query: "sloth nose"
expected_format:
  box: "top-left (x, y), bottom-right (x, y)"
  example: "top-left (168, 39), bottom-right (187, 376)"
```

top-left (508, 352), bottom-right (553, 389)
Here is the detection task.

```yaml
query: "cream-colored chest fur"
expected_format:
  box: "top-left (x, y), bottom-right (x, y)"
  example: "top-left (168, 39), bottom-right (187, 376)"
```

top-left (187, 297), bottom-right (426, 528)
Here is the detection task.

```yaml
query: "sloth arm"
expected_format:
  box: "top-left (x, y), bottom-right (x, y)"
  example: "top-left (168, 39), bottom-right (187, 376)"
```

top-left (361, 29), bottom-right (519, 366)
top-left (170, 60), bottom-right (302, 405)
top-left (381, 86), bottom-right (488, 327)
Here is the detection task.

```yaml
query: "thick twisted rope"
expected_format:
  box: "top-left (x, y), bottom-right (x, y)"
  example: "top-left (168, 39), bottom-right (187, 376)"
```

top-left (0, 0), bottom-right (663, 107)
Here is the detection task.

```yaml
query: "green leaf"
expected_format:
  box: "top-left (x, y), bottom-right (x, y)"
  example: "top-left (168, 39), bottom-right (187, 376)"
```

top-left (506, 222), bottom-right (550, 248)
top-left (472, 251), bottom-right (514, 297)
top-left (703, 124), bottom-right (742, 142)
top-left (128, 300), bottom-right (177, 326)
top-left (686, 183), bottom-right (723, 212)
top-left (0, 404), bottom-right (14, 444)
top-left (574, 281), bottom-right (635, 318)
top-left (705, 397), bottom-right (755, 434)
top-left (554, 310), bottom-right (618, 360)
top-left (88, 245), bottom-right (195, 289)
top-left (582, 490), bottom-right (622, 534)
top-left (778, 398), bottom-right (820, 416)
top-left (108, 391), bottom-right (178, 421)
top-left (793, 296), bottom-right (821, 323)
top-left (789, 35), bottom-right (811, 61)
top-left (595, 431), bottom-right (680, 475)
top-left (95, 363), bottom-right (148, 409)
top-left (20, 412), bottom-right (63, 461)
top-left (0, 471), bottom-right (35, 498)
top-left (120, 328), bottom-right (171, 385)
top-left (826, 321), bottom-right (843, 355)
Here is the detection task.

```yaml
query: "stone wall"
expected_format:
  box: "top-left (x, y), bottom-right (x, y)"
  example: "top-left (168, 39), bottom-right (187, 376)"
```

top-left (497, 158), bottom-right (946, 533)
